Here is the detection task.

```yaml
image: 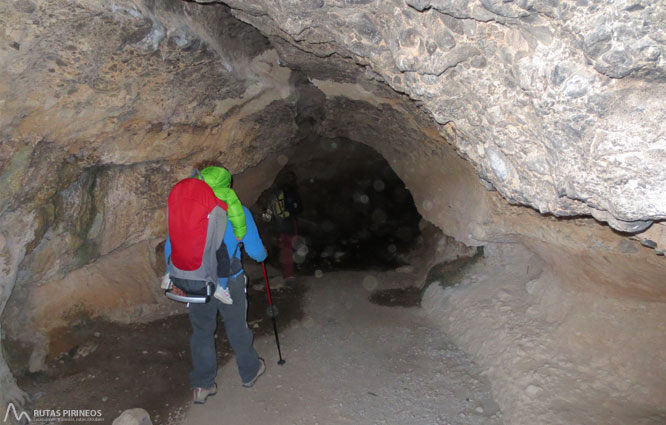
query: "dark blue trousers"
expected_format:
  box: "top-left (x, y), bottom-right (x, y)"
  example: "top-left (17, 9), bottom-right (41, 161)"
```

top-left (187, 273), bottom-right (261, 387)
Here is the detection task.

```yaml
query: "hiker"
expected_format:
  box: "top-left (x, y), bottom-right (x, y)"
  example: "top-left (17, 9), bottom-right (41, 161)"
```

top-left (265, 170), bottom-right (302, 281)
top-left (163, 169), bottom-right (268, 404)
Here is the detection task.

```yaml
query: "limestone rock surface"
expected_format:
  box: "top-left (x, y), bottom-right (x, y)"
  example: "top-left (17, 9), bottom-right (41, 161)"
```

top-left (208, 0), bottom-right (666, 232)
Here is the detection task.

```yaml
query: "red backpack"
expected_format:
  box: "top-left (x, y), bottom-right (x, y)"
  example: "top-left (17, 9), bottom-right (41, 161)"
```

top-left (167, 178), bottom-right (228, 284)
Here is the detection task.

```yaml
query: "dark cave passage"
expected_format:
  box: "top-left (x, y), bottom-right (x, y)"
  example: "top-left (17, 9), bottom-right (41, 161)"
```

top-left (253, 138), bottom-right (423, 274)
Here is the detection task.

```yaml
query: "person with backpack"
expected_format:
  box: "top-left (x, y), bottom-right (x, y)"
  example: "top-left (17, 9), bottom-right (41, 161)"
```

top-left (265, 170), bottom-right (303, 282)
top-left (162, 170), bottom-right (267, 404)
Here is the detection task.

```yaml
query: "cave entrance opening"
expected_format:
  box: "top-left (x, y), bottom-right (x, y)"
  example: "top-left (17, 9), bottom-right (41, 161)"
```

top-left (253, 137), bottom-right (424, 276)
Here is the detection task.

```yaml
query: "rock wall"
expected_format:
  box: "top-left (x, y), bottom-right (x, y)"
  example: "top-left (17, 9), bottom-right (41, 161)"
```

top-left (423, 242), bottom-right (666, 425)
top-left (0, 0), bottom-right (298, 405)
top-left (209, 0), bottom-right (666, 233)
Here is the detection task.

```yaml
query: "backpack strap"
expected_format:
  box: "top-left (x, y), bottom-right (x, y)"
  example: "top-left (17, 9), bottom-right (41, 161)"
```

top-left (232, 242), bottom-right (242, 258)
top-left (228, 242), bottom-right (244, 277)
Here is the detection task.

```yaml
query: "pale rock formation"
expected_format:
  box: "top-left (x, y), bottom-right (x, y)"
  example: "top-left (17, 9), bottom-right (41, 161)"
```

top-left (209, 0), bottom-right (666, 232)
top-left (112, 408), bottom-right (152, 425)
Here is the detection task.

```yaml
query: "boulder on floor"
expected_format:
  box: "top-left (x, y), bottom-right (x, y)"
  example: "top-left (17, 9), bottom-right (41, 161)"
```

top-left (112, 408), bottom-right (152, 425)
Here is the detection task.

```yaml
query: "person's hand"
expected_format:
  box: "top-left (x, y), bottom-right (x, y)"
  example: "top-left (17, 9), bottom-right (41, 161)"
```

top-left (160, 273), bottom-right (172, 290)
top-left (171, 286), bottom-right (186, 297)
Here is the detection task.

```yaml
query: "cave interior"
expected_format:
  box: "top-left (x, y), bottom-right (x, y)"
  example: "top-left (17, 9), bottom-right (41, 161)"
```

top-left (1, 0), bottom-right (665, 424)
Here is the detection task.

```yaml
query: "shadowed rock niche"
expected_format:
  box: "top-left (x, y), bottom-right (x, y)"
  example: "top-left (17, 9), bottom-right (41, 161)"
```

top-left (0, 0), bottom-right (665, 424)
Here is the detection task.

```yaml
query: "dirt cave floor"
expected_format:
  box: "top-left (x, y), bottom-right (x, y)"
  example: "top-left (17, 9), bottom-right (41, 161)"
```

top-left (15, 276), bottom-right (306, 425)
top-left (184, 269), bottom-right (502, 425)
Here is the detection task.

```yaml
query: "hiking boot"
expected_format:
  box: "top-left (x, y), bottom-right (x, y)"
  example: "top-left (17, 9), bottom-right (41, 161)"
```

top-left (213, 285), bottom-right (233, 304)
top-left (193, 383), bottom-right (217, 404)
top-left (242, 358), bottom-right (266, 388)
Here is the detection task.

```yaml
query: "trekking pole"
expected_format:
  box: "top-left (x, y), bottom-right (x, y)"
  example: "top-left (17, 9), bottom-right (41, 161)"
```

top-left (261, 262), bottom-right (285, 365)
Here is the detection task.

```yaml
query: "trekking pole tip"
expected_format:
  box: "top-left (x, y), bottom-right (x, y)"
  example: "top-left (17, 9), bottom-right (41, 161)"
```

top-left (278, 359), bottom-right (286, 365)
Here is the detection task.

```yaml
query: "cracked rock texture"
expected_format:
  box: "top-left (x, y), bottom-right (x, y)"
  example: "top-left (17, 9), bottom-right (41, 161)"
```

top-left (211, 0), bottom-right (666, 232)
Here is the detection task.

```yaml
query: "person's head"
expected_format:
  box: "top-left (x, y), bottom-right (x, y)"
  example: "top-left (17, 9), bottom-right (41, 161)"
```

top-left (200, 166), bottom-right (232, 199)
top-left (277, 170), bottom-right (297, 188)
